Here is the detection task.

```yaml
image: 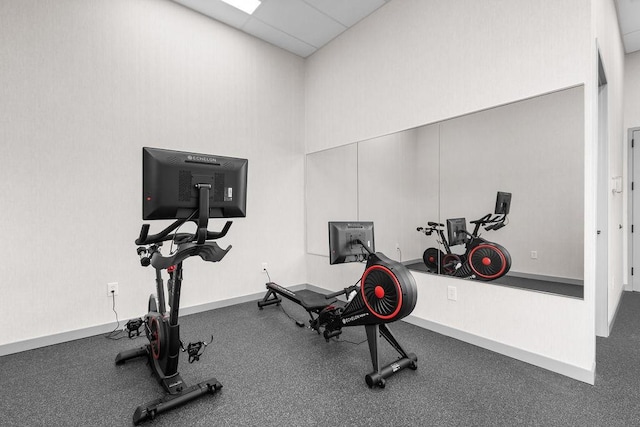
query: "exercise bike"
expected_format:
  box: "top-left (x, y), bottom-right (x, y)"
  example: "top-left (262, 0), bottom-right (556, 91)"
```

top-left (417, 192), bottom-right (512, 281)
top-left (115, 217), bottom-right (230, 424)
top-left (258, 221), bottom-right (418, 388)
top-left (115, 147), bottom-right (248, 424)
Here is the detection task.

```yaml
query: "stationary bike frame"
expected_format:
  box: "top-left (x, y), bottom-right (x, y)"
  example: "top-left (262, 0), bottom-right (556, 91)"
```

top-left (115, 185), bottom-right (231, 425)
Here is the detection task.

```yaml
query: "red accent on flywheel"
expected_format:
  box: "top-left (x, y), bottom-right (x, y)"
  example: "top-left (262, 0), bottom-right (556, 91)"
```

top-left (361, 264), bottom-right (402, 320)
top-left (482, 257), bottom-right (492, 266)
top-left (374, 285), bottom-right (385, 299)
top-left (468, 244), bottom-right (507, 279)
top-left (150, 317), bottom-right (161, 360)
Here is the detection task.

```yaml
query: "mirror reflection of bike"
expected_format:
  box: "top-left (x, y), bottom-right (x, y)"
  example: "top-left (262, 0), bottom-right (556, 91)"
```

top-left (417, 192), bottom-right (512, 281)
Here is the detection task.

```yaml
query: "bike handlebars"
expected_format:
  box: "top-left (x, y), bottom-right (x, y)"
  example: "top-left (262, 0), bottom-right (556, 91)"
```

top-left (470, 213), bottom-right (506, 226)
top-left (136, 220), bottom-right (233, 246)
top-left (137, 246), bottom-right (151, 267)
top-left (135, 220), bottom-right (233, 268)
top-left (137, 241), bottom-right (232, 269)
top-left (485, 221), bottom-right (506, 231)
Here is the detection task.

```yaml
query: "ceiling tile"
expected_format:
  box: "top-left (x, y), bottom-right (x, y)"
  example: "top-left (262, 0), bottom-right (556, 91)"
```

top-left (623, 31), bottom-right (640, 54)
top-left (243, 16), bottom-right (317, 57)
top-left (252, 0), bottom-right (346, 48)
top-left (173, 0), bottom-right (251, 30)
top-left (615, 0), bottom-right (640, 35)
top-left (302, 0), bottom-right (388, 27)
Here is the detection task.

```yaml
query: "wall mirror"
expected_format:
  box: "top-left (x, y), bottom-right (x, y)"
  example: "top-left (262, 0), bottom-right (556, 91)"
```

top-left (306, 86), bottom-right (584, 298)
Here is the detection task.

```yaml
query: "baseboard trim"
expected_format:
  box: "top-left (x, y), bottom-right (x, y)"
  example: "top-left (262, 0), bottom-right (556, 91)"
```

top-left (0, 289), bottom-right (270, 357)
top-left (506, 271), bottom-right (583, 286)
top-left (403, 315), bottom-right (595, 385)
top-left (179, 289), bottom-right (273, 317)
top-left (0, 323), bottom-right (123, 357)
top-left (402, 260), bottom-right (584, 288)
top-left (608, 290), bottom-right (624, 336)
top-left (1, 284), bottom-right (596, 386)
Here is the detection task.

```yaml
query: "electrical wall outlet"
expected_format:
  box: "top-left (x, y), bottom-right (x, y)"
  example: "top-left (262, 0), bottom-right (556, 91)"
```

top-left (447, 285), bottom-right (457, 301)
top-left (261, 262), bottom-right (268, 272)
top-left (531, 251), bottom-right (538, 259)
top-left (107, 282), bottom-right (119, 296)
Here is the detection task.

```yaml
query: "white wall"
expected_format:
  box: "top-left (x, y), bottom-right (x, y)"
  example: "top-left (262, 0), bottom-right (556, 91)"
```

top-left (0, 0), bottom-right (305, 350)
top-left (305, 0), bottom-right (598, 382)
top-left (592, 0), bottom-right (626, 332)
top-left (0, 0), bottom-right (628, 385)
top-left (358, 125), bottom-right (439, 263)
top-left (438, 87), bottom-right (585, 280)
top-left (625, 51), bottom-right (640, 294)
top-left (305, 0), bottom-right (591, 153)
top-left (625, 52), bottom-right (640, 128)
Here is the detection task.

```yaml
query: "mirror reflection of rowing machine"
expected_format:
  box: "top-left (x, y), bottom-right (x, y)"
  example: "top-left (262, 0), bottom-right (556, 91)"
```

top-left (258, 221), bottom-right (418, 388)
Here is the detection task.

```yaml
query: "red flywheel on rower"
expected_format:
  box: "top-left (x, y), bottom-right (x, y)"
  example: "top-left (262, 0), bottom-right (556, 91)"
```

top-left (341, 252), bottom-right (417, 326)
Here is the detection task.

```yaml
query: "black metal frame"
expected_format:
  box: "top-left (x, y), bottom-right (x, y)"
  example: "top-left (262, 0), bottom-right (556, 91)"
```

top-left (418, 213), bottom-right (511, 281)
top-left (257, 251), bottom-right (418, 388)
top-left (115, 185), bottom-right (229, 425)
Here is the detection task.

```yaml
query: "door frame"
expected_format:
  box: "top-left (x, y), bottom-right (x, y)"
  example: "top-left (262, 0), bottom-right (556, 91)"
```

top-left (629, 127), bottom-right (640, 291)
top-left (595, 50), bottom-right (608, 337)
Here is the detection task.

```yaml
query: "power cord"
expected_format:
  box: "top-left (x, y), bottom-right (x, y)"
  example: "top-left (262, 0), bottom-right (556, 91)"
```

top-left (169, 210), bottom-right (198, 254)
top-left (105, 292), bottom-right (122, 340)
top-left (280, 304), bottom-right (307, 328)
top-left (263, 267), bottom-right (305, 328)
top-left (105, 291), bottom-right (144, 341)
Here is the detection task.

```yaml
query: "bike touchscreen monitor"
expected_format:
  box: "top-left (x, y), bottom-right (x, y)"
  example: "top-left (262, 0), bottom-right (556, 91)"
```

top-left (142, 147), bottom-right (248, 220)
top-left (447, 218), bottom-right (467, 247)
top-left (495, 191), bottom-right (512, 215)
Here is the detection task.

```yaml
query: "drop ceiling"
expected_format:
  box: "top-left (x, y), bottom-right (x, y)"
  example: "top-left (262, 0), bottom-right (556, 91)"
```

top-left (173, 0), bottom-right (390, 58)
top-left (615, 0), bottom-right (640, 54)
top-left (174, 0), bottom-right (640, 58)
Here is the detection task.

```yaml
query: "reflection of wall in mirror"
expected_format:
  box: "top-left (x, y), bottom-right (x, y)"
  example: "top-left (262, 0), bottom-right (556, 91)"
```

top-left (438, 86), bottom-right (584, 281)
top-left (306, 87), bottom-right (584, 284)
top-left (357, 124), bottom-right (439, 263)
top-left (306, 143), bottom-right (358, 256)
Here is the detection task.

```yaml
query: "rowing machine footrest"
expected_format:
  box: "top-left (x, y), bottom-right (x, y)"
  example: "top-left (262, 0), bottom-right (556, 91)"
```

top-left (365, 353), bottom-right (418, 388)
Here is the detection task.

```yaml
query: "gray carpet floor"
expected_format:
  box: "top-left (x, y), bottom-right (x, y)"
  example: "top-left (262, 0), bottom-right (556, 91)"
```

top-left (1, 291), bottom-right (639, 426)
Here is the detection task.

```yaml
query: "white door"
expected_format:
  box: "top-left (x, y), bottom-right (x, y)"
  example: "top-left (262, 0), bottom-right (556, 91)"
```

top-left (595, 79), bottom-right (608, 337)
top-left (632, 129), bottom-right (640, 291)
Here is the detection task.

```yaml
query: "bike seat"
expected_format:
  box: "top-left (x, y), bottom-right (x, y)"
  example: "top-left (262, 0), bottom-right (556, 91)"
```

top-left (427, 222), bottom-right (444, 227)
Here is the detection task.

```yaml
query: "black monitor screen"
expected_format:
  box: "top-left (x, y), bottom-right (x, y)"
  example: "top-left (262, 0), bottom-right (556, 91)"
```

top-left (328, 221), bottom-right (375, 265)
top-left (495, 191), bottom-right (512, 215)
top-left (447, 218), bottom-right (467, 246)
top-left (142, 147), bottom-right (248, 220)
